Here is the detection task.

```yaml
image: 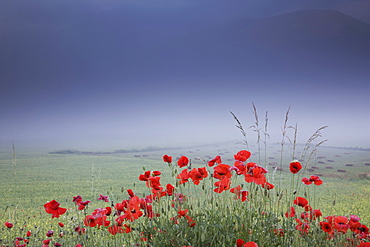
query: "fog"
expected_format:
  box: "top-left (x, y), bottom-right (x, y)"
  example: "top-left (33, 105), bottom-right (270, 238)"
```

top-left (1, 0), bottom-right (370, 152)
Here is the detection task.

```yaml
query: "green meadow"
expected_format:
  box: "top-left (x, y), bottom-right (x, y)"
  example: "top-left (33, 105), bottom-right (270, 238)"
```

top-left (0, 139), bottom-right (369, 246)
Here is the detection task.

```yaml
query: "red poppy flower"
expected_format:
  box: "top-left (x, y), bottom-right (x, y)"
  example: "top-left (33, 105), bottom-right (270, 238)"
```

top-left (4, 221), bottom-right (13, 228)
top-left (230, 185), bottom-right (248, 202)
top-left (312, 209), bottom-right (322, 220)
top-left (293, 197), bottom-right (309, 207)
top-left (98, 194), bottom-right (109, 202)
top-left (189, 167), bottom-right (208, 185)
top-left (320, 221), bottom-right (333, 233)
top-left (58, 222), bottom-right (64, 227)
top-left (72, 195), bottom-right (82, 204)
top-left (78, 200), bottom-right (91, 210)
top-left (208, 155), bottom-right (222, 167)
top-left (231, 161), bottom-right (246, 175)
top-left (74, 226), bottom-right (86, 235)
top-left (108, 224), bottom-right (131, 235)
top-left (46, 230), bottom-right (54, 237)
top-left (334, 216), bottom-right (349, 233)
top-left (44, 200), bottom-right (67, 218)
top-left (148, 176), bottom-right (162, 191)
top-left (358, 241), bottom-right (370, 247)
top-left (295, 218), bottom-right (310, 234)
top-left (262, 182), bottom-right (274, 190)
top-left (244, 166), bottom-right (266, 185)
top-left (139, 171), bottom-right (151, 181)
top-left (213, 164), bottom-right (231, 179)
top-left (177, 169), bottom-right (190, 184)
top-left (234, 150), bottom-right (251, 162)
top-left (244, 242), bottom-right (258, 247)
top-left (289, 161), bottom-right (302, 174)
top-left (166, 183), bottom-right (175, 196)
top-left (163, 155), bottom-right (172, 163)
top-left (43, 239), bottom-right (51, 245)
top-left (285, 206), bottom-right (296, 218)
top-left (302, 175), bottom-right (322, 185)
top-left (236, 239), bottom-right (259, 247)
top-left (236, 239), bottom-right (245, 247)
top-left (26, 230), bottom-right (32, 237)
top-left (214, 177), bottom-right (231, 193)
top-left (177, 156), bottom-right (189, 168)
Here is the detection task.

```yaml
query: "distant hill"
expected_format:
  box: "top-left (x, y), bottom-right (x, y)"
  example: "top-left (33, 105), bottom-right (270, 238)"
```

top-left (139, 9), bottom-right (370, 80)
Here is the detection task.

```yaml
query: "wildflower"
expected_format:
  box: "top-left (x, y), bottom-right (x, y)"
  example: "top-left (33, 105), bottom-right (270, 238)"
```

top-left (230, 185), bottom-right (248, 202)
top-left (84, 208), bottom-right (111, 227)
top-left (58, 222), bottom-right (64, 227)
top-left (295, 218), bottom-right (310, 234)
top-left (97, 194), bottom-right (109, 202)
top-left (208, 155), bottom-right (222, 167)
top-left (293, 197), bottom-right (309, 207)
top-left (139, 170), bottom-right (151, 181)
top-left (302, 175), bottom-right (323, 185)
top-left (165, 183), bottom-right (175, 196)
top-left (214, 177), bottom-right (231, 193)
top-left (163, 154), bottom-right (172, 163)
top-left (289, 161), bottom-right (302, 174)
top-left (75, 245), bottom-right (83, 247)
top-left (46, 230), bottom-right (54, 237)
top-left (177, 156), bottom-right (189, 168)
top-left (54, 243), bottom-right (62, 246)
top-left (320, 221), bottom-right (333, 233)
top-left (44, 200), bottom-right (67, 218)
top-left (312, 209), bottom-right (322, 220)
top-left (42, 239), bottom-right (51, 245)
top-left (77, 200), bottom-right (91, 210)
top-left (231, 161), bottom-right (247, 175)
top-left (358, 242), bottom-right (370, 247)
top-left (148, 176), bottom-right (162, 191)
top-left (72, 195), bottom-right (83, 204)
top-left (4, 221), bottom-right (13, 228)
top-left (74, 226), bottom-right (86, 235)
top-left (236, 239), bottom-right (259, 247)
top-left (285, 206), bottom-right (296, 218)
top-left (189, 167), bottom-right (208, 185)
top-left (177, 169), bottom-right (190, 184)
top-left (244, 166), bottom-right (266, 185)
top-left (213, 163), bottom-right (232, 179)
top-left (262, 182), bottom-right (274, 190)
top-left (26, 230), bottom-right (32, 237)
top-left (334, 216), bottom-right (349, 233)
top-left (108, 224), bottom-right (131, 235)
top-left (115, 196), bottom-right (143, 223)
top-left (234, 150), bottom-right (251, 162)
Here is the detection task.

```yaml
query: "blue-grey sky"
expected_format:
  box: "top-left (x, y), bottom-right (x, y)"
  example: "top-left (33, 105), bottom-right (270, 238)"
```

top-left (1, 0), bottom-right (370, 150)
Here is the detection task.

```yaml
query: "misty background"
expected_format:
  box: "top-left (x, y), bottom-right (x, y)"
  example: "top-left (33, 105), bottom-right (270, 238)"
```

top-left (1, 0), bottom-right (370, 151)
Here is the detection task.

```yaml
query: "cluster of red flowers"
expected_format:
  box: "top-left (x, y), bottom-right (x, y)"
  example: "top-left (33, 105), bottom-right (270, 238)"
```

top-left (320, 215), bottom-right (369, 240)
top-left (170, 208), bottom-right (196, 227)
top-left (283, 196), bottom-right (323, 235)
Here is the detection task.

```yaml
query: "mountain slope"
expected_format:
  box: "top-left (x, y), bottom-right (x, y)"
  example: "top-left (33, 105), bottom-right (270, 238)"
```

top-left (142, 9), bottom-right (370, 80)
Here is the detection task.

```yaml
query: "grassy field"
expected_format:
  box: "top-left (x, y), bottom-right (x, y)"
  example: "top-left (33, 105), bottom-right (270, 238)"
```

top-left (0, 140), bottom-right (369, 246)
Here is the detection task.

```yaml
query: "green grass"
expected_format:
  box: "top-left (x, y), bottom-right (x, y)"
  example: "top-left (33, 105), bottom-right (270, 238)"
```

top-left (0, 141), bottom-right (369, 246)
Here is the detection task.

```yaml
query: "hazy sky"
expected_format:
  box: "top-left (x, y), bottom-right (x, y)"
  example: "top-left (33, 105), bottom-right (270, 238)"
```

top-left (1, 0), bottom-right (370, 150)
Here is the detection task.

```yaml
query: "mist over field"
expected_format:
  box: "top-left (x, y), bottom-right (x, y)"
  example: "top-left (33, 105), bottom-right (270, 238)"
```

top-left (1, 0), bottom-right (370, 151)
